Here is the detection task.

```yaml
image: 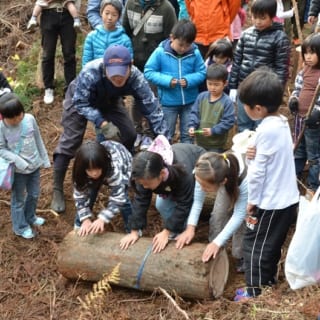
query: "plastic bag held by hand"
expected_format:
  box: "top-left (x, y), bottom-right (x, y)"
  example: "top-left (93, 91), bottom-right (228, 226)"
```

top-left (285, 189), bottom-right (320, 290)
top-left (288, 97), bottom-right (299, 114)
top-left (101, 122), bottom-right (121, 142)
top-left (229, 89), bottom-right (237, 103)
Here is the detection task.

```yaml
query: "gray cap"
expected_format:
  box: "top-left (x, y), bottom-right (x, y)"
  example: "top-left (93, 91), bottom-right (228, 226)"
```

top-left (100, 0), bottom-right (123, 16)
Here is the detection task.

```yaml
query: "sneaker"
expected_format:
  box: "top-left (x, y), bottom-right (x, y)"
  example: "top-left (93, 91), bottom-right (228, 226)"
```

top-left (140, 136), bottom-right (153, 150)
top-left (168, 232), bottom-right (178, 240)
top-left (44, 88), bottom-right (54, 104)
top-left (16, 227), bottom-right (35, 239)
top-left (235, 287), bottom-right (246, 295)
top-left (234, 289), bottom-right (252, 302)
top-left (27, 17), bottom-right (38, 31)
top-left (134, 133), bottom-right (143, 148)
top-left (32, 216), bottom-right (46, 226)
top-left (73, 18), bottom-right (81, 32)
top-left (236, 258), bottom-right (245, 273)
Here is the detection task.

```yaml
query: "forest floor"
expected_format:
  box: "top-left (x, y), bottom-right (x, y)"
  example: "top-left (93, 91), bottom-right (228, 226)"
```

top-left (0, 1), bottom-right (320, 319)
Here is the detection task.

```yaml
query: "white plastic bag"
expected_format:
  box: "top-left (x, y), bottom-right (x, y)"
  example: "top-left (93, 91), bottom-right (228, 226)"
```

top-left (285, 188), bottom-right (320, 290)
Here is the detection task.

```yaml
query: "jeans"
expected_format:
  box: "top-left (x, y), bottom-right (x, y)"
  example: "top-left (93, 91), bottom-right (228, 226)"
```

top-left (294, 126), bottom-right (320, 191)
top-left (155, 195), bottom-right (176, 221)
top-left (11, 169), bottom-right (40, 235)
top-left (74, 187), bottom-right (132, 233)
top-left (162, 104), bottom-right (193, 143)
top-left (40, 9), bottom-right (76, 90)
top-left (155, 195), bottom-right (187, 236)
top-left (237, 98), bottom-right (261, 132)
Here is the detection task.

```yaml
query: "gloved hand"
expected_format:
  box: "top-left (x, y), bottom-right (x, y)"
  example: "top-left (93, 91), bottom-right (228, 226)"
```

top-left (229, 89), bottom-right (237, 103)
top-left (288, 96), bottom-right (299, 114)
top-left (100, 122), bottom-right (121, 142)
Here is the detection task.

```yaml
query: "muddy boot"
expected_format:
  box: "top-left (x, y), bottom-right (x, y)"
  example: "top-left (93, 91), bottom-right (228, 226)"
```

top-left (51, 168), bottom-right (67, 213)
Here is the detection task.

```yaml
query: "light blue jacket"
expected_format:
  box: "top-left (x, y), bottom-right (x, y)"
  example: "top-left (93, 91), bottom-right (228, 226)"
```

top-left (82, 25), bottom-right (133, 67)
top-left (0, 114), bottom-right (50, 174)
top-left (177, 0), bottom-right (189, 19)
top-left (144, 39), bottom-right (206, 106)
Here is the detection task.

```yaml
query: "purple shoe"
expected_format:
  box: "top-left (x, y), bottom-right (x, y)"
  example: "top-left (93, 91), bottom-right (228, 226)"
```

top-left (234, 289), bottom-right (252, 302)
top-left (235, 287), bottom-right (245, 295)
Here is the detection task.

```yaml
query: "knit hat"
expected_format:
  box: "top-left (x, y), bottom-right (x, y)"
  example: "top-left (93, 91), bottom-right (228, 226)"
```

top-left (103, 45), bottom-right (131, 77)
top-left (148, 135), bottom-right (173, 165)
top-left (100, 0), bottom-right (123, 16)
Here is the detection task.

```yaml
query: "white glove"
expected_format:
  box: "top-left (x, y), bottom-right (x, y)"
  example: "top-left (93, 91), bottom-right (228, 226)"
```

top-left (229, 89), bottom-right (237, 103)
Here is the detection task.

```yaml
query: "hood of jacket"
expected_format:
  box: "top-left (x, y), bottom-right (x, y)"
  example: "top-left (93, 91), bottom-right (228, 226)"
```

top-left (162, 38), bottom-right (196, 57)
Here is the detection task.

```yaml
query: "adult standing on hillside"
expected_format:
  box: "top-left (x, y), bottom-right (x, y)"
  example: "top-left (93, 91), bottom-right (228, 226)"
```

top-left (185, 0), bottom-right (241, 57)
top-left (39, 0), bottom-right (77, 104)
top-left (50, 45), bottom-right (169, 213)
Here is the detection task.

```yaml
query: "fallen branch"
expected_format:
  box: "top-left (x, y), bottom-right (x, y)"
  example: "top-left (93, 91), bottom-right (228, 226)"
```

top-left (118, 296), bottom-right (154, 303)
top-left (157, 287), bottom-right (190, 320)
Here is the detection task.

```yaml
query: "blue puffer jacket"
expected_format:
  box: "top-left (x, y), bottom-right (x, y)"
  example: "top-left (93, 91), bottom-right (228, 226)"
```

top-left (144, 39), bottom-right (206, 106)
top-left (82, 25), bottom-right (133, 67)
top-left (229, 22), bottom-right (290, 89)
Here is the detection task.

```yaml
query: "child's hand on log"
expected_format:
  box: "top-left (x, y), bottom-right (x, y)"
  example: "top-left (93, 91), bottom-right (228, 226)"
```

top-left (77, 219), bottom-right (92, 237)
top-left (202, 242), bottom-right (220, 262)
top-left (175, 225), bottom-right (195, 249)
top-left (120, 230), bottom-right (140, 250)
top-left (152, 229), bottom-right (170, 253)
top-left (88, 218), bottom-right (105, 234)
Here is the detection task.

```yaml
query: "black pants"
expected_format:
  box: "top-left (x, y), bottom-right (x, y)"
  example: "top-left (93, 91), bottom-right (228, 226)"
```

top-left (53, 81), bottom-right (136, 170)
top-left (40, 8), bottom-right (76, 89)
top-left (243, 204), bottom-right (297, 296)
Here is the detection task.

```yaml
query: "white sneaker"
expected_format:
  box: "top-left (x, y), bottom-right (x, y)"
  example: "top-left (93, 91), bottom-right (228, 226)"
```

top-left (27, 17), bottom-right (38, 30)
top-left (140, 136), bottom-right (153, 150)
top-left (32, 216), bottom-right (46, 226)
top-left (134, 133), bottom-right (143, 148)
top-left (44, 88), bottom-right (54, 104)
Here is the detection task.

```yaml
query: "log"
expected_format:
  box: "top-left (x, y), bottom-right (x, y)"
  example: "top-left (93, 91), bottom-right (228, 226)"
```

top-left (57, 231), bottom-right (229, 300)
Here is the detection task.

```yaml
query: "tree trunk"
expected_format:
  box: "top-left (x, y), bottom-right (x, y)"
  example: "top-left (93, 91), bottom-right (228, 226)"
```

top-left (57, 231), bottom-right (229, 300)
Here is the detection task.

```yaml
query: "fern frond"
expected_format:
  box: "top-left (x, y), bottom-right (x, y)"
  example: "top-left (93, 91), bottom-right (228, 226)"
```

top-left (78, 263), bottom-right (121, 313)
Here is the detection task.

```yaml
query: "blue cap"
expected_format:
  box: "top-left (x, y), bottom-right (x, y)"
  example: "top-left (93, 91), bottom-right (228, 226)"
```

top-left (103, 45), bottom-right (131, 77)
